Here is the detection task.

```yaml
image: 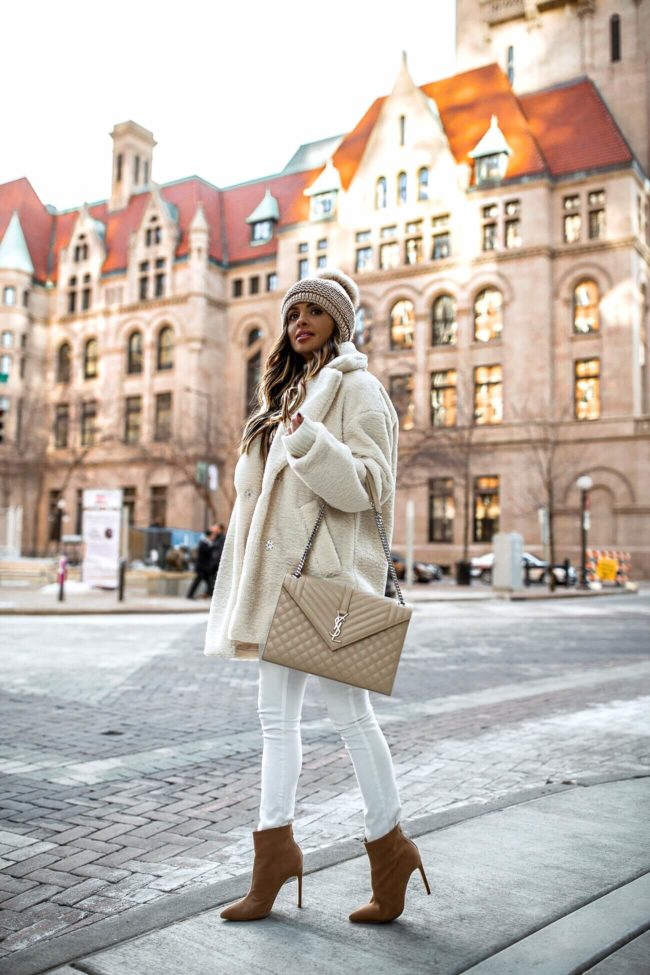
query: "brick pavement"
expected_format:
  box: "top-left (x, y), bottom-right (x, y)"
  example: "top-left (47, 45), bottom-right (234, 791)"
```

top-left (0, 596), bottom-right (648, 960)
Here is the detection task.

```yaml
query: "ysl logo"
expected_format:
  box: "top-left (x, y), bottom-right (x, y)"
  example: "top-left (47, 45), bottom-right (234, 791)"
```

top-left (330, 611), bottom-right (349, 643)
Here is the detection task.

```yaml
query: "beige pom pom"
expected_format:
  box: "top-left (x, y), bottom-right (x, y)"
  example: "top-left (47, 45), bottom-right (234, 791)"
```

top-left (316, 267), bottom-right (359, 310)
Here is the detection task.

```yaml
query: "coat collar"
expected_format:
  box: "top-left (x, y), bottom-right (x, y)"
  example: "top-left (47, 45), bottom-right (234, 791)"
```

top-left (260, 341), bottom-right (367, 494)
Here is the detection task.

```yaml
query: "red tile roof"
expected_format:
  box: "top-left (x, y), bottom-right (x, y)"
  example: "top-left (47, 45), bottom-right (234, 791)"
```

top-left (519, 78), bottom-right (633, 176)
top-left (0, 66), bottom-right (636, 281)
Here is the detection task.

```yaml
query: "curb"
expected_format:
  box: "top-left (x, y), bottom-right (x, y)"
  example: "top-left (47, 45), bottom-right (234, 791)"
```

top-left (2, 770), bottom-right (648, 975)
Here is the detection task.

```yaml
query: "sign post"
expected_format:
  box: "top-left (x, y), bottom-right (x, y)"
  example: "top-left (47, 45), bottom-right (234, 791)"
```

top-left (82, 489), bottom-right (123, 589)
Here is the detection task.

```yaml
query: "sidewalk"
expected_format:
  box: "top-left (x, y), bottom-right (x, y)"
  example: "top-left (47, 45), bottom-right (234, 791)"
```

top-left (0, 581), bottom-right (640, 615)
top-left (4, 774), bottom-right (648, 975)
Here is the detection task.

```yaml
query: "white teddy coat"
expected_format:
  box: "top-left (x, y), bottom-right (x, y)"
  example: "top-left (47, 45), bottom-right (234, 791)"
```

top-left (203, 341), bottom-right (399, 660)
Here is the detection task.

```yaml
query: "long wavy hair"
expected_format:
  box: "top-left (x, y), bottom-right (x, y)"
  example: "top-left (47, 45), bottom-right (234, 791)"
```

top-left (239, 317), bottom-right (344, 464)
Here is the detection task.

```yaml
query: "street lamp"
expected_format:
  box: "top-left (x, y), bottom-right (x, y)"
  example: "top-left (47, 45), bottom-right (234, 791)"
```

top-left (576, 474), bottom-right (593, 589)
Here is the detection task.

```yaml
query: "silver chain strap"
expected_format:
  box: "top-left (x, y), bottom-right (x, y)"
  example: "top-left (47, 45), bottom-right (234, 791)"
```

top-left (292, 491), bottom-right (406, 607)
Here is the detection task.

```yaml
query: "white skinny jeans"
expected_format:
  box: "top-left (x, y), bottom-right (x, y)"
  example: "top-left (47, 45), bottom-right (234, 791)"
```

top-left (256, 655), bottom-right (402, 841)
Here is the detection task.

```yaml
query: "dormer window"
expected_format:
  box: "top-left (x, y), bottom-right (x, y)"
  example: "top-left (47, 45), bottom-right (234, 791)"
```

top-left (251, 220), bottom-right (273, 243)
top-left (145, 216), bottom-right (162, 246)
top-left (304, 160), bottom-right (341, 222)
top-left (74, 235), bottom-right (88, 263)
top-left (469, 115), bottom-right (513, 186)
top-left (246, 189), bottom-right (279, 245)
top-left (310, 193), bottom-right (335, 220)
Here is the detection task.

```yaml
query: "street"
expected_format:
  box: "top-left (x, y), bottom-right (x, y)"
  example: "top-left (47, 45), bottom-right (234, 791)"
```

top-left (1, 591), bottom-right (649, 963)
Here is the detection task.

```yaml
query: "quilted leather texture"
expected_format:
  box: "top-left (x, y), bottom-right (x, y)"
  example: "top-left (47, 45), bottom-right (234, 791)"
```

top-left (261, 572), bottom-right (412, 696)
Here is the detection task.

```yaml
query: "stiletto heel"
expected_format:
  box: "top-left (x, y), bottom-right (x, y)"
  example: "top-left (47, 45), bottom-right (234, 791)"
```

top-left (297, 871), bottom-right (303, 907)
top-left (220, 824), bottom-right (304, 921)
top-left (418, 860), bottom-right (431, 895)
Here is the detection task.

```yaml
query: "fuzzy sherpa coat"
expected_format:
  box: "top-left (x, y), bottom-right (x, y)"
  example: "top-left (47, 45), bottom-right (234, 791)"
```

top-left (203, 340), bottom-right (399, 661)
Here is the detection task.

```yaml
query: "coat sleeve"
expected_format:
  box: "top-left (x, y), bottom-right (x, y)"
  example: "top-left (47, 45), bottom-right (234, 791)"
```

top-left (281, 408), bottom-right (394, 513)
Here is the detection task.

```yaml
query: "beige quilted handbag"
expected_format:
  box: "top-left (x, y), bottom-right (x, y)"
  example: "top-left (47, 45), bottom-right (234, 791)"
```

top-left (260, 473), bottom-right (412, 695)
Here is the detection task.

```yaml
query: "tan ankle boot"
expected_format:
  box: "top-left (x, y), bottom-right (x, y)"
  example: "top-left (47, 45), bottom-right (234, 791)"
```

top-left (220, 823), bottom-right (303, 921)
top-left (349, 822), bottom-right (431, 923)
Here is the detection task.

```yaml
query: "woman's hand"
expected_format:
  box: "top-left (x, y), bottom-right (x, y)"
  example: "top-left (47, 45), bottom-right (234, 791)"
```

top-left (288, 412), bottom-right (304, 434)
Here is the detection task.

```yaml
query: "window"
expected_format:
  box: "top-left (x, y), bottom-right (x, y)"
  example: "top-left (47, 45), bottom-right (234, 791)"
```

top-left (355, 230), bottom-right (371, 243)
top-left (506, 44), bottom-right (514, 84)
top-left (116, 154), bottom-right (123, 183)
top-left (354, 306), bottom-right (373, 350)
top-left (474, 476), bottom-right (500, 543)
top-left (389, 299), bottom-right (415, 350)
top-left (251, 220), bottom-right (272, 243)
top-left (249, 276), bottom-right (260, 295)
top-left (431, 370), bottom-right (457, 427)
top-left (67, 277), bottom-right (77, 314)
top-left (481, 204), bottom-right (498, 251)
top-left (405, 236), bottom-right (423, 266)
top-left (3, 286), bottom-right (16, 306)
top-left (298, 258), bottom-right (309, 279)
top-left (389, 374), bottom-right (415, 430)
top-left (317, 238), bottom-right (327, 250)
top-left (432, 214), bottom-right (451, 260)
top-left (356, 247), bottom-right (373, 272)
top-left (0, 354), bottom-right (10, 381)
top-left (563, 195), bottom-right (581, 243)
top-left (610, 13), bottom-right (621, 62)
top-left (154, 392), bottom-right (172, 441)
top-left (22, 290), bottom-right (29, 307)
top-left (573, 281), bottom-right (600, 334)
top-left (246, 349), bottom-right (261, 413)
top-left (504, 199), bottom-right (521, 248)
top-left (48, 489), bottom-right (63, 542)
top-left (429, 478), bottom-right (455, 543)
top-left (150, 485), bottom-right (167, 527)
top-left (123, 486), bottom-right (136, 526)
top-left (127, 330), bottom-right (143, 374)
top-left (134, 156), bottom-right (140, 184)
top-left (474, 364), bottom-right (503, 424)
top-left (232, 278), bottom-right (243, 298)
top-left (381, 225), bottom-right (397, 238)
top-left (397, 171), bottom-right (407, 206)
top-left (575, 358), bottom-right (601, 420)
top-left (380, 241), bottom-right (400, 270)
top-left (145, 217), bottom-right (162, 247)
top-left (81, 273), bottom-right (91, 311)
top-left (311, 192), bottom-right (335, 219)
top-left (156, 326), bottom-right (174, 371)
top-left (417, 167), bottom-right (429, 201)
top-left (375, 177), bottom-right (387, 210)
top-left (139, 261), bottom-right (149, 301)
top-left (432, 295), bottom-right (457, 346)
top-left (588, 190), bottom-right (606, 240)
top-left (317, 254), bottom-right (327, 269)
top-left (53, 404), bottom-right (69, 448)
top-left (474, 288), bottom-right (503, 342)
top-left (247, 326), bottom-right (262, 346)
top-left (297, 242), bottom-right (308, 254)
top-left (83, 338), bottom-right (98, 379)
top-left (57, 342), bottom-right (71, 383)
top-left (75, 488), bottom-right (83, 535)
top-left (266, 272), bottom-right (278, 292)
top-left (81, 400), bottom-right (98, 446)
top-left (74, 235), bottom-right (88, 262)
top-left (399, 114), bottom-right (406, 146)
top-left (125, 396), bottom-right (142, 443)
top-left (1, 331), bottom-right (12, 347)
top-left (154, 258), bottom-right (165, 298)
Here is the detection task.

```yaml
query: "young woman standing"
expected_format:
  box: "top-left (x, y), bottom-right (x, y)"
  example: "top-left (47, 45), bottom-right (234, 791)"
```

top-left (205, 269), bottom-right (430, 923)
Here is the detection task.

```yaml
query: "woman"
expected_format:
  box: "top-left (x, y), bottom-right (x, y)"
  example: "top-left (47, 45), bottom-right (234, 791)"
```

top-left (205, 268), bottom-right (430, 923)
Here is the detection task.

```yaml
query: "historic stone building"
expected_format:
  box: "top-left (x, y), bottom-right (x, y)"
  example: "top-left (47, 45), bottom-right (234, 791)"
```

top-left (0, 0), bottom-right (648, 574)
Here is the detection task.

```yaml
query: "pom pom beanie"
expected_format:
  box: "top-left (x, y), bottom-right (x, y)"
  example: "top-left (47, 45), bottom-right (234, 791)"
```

top-left (280, 268), bottom-right (359, 343)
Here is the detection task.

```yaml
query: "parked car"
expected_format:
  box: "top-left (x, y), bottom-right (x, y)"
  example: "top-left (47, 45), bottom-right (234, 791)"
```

top-left (471, 551), bottom-right (577, 586)
top-left (390, 552), bottom-right (443, 583)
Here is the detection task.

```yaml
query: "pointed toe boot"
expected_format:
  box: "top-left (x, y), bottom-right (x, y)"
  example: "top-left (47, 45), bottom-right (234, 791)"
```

top-left (349, 822), bottom-right (431, 923)
top-left (220, 823), bottom-right (303, 921)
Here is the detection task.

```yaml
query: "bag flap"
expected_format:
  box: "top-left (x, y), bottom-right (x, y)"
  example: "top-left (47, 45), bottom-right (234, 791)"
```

top-left (281, 572), bottom-right (411, 651)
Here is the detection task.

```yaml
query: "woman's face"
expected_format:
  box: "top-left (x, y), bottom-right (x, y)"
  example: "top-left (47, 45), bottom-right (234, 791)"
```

top-left (286, 301), bottom-right (336, 358)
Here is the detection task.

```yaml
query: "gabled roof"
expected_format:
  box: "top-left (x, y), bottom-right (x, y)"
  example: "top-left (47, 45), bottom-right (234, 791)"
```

top-left (0, 178), bottom-right (53, 282)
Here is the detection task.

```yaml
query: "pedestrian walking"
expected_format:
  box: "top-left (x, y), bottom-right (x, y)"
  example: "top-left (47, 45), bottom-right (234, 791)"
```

top-left (186, 528), bottom-right (216, 599)
top-left (208, 523), bottom-right (226, 594)
top-left (204, 268), bottom-right (429, 923)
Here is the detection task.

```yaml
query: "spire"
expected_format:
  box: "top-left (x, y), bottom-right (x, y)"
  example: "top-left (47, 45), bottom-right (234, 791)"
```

top-left (190, 200), bottom-right (209, 233)
top-left (245, 188), bottom-right (280, 224)
top-left (0, 212), bottom-right (34, 274)
top-left (304, 159), bottom-right (342, 197)
top-left (469, 114), bottom-right (513, 160)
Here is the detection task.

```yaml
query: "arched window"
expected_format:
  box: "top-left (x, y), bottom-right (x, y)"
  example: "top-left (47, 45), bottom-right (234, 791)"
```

top-left (610, 14), bottom-right (621, 62)
top-left (397, 171), bottom-right (407, 205)
top-left (74, 235), bottom-right (88, 263)
top-left (81, 273), bottom-right (91, 312)
top-left (83, 338), bottom-right (98, 379)
top-left (247, 326), bottom-right (262, 346)
top-left (67, 276), bottom-right (77, 314)
top-left (354, 306), bottom-right (373, 350)
top-left (389, 299), bottom-right (415, 350)
top-left (127, 331), bottom-right (143, 374)
top-left (146, 216), bottom-right (162, 247)
top-left (56, 342), bottom-right (71, 383)
top-left (473, 288), bottom-right (503, 342)
top-left (573, 280), bottom-right (600, 334)
top-left (432, 295), bottom-right (457, 346)
top-left (375, 177), bottom-right (387, 210)
top-left (156, 326), bottom-right (174, 371)
top-left (246, 350), bottom-right (262, 413)
top-left (417, 167), bottom-right (429, 201)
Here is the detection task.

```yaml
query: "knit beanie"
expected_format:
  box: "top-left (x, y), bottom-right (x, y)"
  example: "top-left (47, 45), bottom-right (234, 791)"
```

top-left (280, 268), bottom-right (359, 343)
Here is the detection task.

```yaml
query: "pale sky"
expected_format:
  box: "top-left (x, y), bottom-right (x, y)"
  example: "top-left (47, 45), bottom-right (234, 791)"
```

top-left (2, 0), bottom-right (456, 210)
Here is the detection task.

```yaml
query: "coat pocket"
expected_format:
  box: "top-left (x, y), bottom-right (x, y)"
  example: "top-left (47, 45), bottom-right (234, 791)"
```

top-left (298, 498), bottom-right (342, 577)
